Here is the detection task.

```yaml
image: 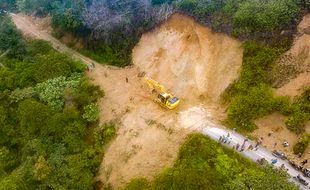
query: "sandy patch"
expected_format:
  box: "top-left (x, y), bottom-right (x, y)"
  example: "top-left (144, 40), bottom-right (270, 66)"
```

top-left (274, 72), bottom-right (310, 97)
top-left (253, 112), bottom-right (310, 168)
top-left (132, 13), bottom-right (243, 102)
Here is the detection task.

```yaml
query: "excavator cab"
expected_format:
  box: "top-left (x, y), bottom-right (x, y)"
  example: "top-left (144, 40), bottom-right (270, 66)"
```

top-left (157, 92), bottom-right (179, 109)
top-left (158, 93), bottom-right (168, 103)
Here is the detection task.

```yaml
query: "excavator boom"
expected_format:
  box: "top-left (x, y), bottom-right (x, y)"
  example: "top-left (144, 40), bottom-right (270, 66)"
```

top-left (144, 76), bottom-right (165, 92)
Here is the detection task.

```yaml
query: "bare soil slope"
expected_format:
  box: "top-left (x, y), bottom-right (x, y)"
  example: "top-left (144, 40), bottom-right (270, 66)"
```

top-left (133, 13), bottom-right (243, 102)
top-left (273, 14), bottom-right (310, 97)
top-left (253, 113), bottom-right (310, 168)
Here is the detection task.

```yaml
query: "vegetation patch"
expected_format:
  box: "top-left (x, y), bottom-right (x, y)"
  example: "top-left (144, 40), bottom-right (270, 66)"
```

top-left (293, 133), bottom-right (310, 155)
top-left (0, 15), bottom-right (115, 189)
top-left (285, 87), bottom-right (310, 133)
top-left (222, 41), bottom-right (288, 131)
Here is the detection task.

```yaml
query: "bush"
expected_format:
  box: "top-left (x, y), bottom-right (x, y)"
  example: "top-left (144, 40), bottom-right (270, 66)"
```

top-left (82, 103), bottom-right (100, 122)
top-left (124, 178), bottom-right (150, 190)
top-left (273, 96), bottom-right (291, 115)
top-left (285, 87), bottom-right (310, 133)
top-left (227, 84), bottom-right (276, 131)
top-left (27, 40), bottom-right (52, 55)
top-left (32, 52), bottom-right (85, 83)
top-left (35, 74), bottom-right (81, 110)
top-left (93, 123), bottom-right (116, 148)
top-left (293, 134), bottom-right (310, 155)
top-left (223, 41), bottom-right (288, 132)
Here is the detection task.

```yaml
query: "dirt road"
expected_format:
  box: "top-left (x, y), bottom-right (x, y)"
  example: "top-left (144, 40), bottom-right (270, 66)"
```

top-left (11, 13), bottom-right (115, 69)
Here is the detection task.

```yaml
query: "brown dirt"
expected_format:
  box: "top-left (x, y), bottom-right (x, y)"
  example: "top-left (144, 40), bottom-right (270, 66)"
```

top-left (18, 13), bottom-right (52, 33)
top-left (272, 14), bottom-right (310, 96)
top-left (274, 72), bottom-right (310, 97)
top-left (12, 13), bottom-right (243, 189)
top-left (253, 112), bottom-right (310, 168)
top-left (132, 13), bottom-right (243, 102)
top-left (19, 14), bottom-right (84, 49)
top-left (94, 13), bottom-right (243, 188)
top-left (84, 62), bottom-right (195, 189)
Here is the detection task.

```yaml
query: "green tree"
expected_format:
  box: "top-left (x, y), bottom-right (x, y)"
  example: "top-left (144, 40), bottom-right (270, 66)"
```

top-left (82, 103), bottom-right (99, 122)
top-left (35, 75), bottom-right (81, 110)
top-left (0, 15), bottom-right (26, 59)
top-left (233, 0), bottom-right (300, 34)
top-left (34, 156), bottom-right (51, 181)
top-left (18, 99), bottom-right (52, 137)
top-left (93, 123), bottom-right (116, 148)
top-left (293, 134), bottom-right (310, 154)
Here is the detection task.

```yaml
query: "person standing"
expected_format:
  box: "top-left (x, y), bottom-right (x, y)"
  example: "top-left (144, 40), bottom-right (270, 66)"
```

top-left (248, 144), bottom-right (253, 150)
top-left (236, 143), bottom-right (240, 151)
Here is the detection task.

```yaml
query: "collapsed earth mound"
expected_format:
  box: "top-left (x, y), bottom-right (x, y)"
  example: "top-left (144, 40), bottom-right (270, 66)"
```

top-left (132, 13), bottom-right (243, 102)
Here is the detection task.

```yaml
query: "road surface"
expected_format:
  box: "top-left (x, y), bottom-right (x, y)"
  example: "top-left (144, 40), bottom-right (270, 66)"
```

top-left (201, 124), bottom-right (310, 190)
top-left (10, 13), bottom-right (310, 190)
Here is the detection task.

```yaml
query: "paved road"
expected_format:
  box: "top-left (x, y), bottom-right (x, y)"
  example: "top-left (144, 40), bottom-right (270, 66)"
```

top-left (201, 125), bottom-right (310, 190)
top-left (11, 13), bottom-right (310, 190)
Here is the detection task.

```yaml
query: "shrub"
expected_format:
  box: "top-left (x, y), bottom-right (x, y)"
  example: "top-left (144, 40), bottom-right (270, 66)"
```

top-left (293, 134), bottom-right (310, 154)
top-left (35, 74), bottom-right (81, 110)
top-left (9, 87), bottom-right (36, 103)
top-left (82, 103), bottom-right (100, 122)
top-left (93, 123), bottom-right (116, 148)
top-left (227, 84), bottom-right (276, 131)
top-left (285, 87), bottom-right (310, 133)
top-left (124, 178), bottom-right (150, 190)
top-left (28, 40), bottom-right (52, 55)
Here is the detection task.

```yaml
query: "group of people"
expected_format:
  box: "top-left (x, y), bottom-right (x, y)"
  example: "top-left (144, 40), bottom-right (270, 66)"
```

top-left (218, 133), bottom-right (232, 144)
top-left (219, 133), bottom-right (262, 152)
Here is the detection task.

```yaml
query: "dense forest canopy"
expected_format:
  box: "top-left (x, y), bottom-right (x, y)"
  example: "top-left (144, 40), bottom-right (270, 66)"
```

top-left (1, 0), bottom-right (308, 66)
top-left (0, 15), bottom-right (116, 189)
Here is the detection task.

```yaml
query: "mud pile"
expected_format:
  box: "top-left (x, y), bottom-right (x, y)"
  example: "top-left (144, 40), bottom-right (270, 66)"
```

top-left (132, 13), bottom-right (243, 102)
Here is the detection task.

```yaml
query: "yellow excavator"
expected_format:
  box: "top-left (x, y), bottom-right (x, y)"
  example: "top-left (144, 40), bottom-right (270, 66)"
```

top-left (143, 76), bottom-right (180, 109)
